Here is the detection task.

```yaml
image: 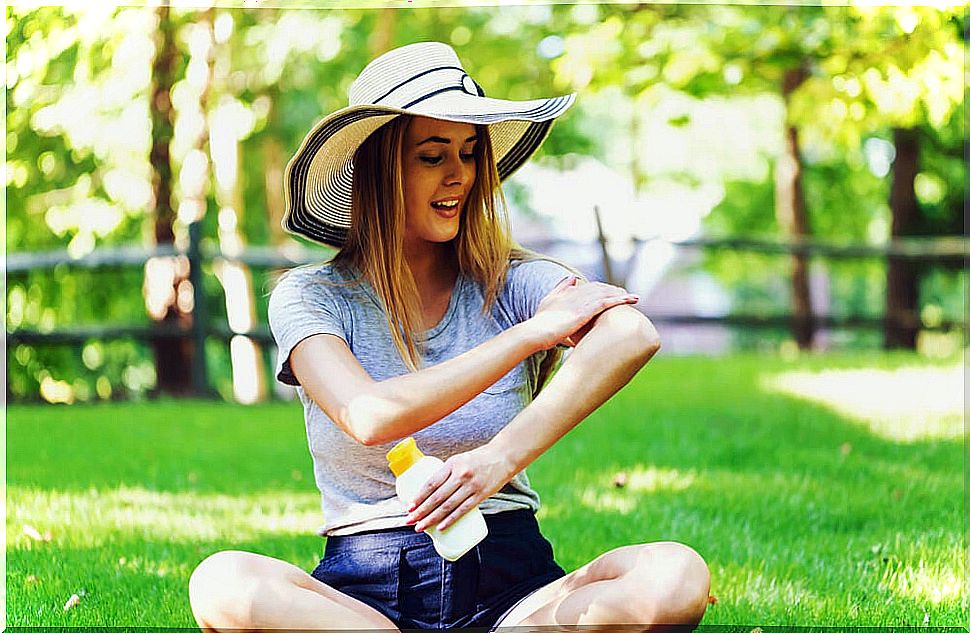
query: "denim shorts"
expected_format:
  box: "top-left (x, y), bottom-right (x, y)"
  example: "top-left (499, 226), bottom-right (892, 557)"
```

top-left (310, 509), bottom-right (566, 631)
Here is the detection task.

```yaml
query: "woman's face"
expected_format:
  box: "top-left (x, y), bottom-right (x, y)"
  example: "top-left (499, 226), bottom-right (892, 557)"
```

top-left (401, 116), bottom-right (478, 249)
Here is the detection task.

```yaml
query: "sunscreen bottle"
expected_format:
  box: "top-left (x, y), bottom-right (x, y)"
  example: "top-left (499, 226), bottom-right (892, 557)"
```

top-left (386, 437), bottom-right (488, 561)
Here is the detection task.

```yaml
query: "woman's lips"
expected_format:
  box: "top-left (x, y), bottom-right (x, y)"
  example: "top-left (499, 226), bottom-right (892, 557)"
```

top-left (431, 197), bottom-right (461, 218)
top-left (433, 205), bottom-right (459, 219)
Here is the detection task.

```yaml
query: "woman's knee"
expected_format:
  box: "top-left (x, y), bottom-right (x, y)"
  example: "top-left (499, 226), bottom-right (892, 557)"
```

top-left (630, 541), bottom-right (711, 623)
top-left (189, 550), bottom-right (265, 629)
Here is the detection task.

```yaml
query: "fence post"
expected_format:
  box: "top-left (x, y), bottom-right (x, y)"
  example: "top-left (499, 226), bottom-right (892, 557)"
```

top-left (188, 221), bottom-right (210, 397)
top-left (594, 206), bottom-right (615, 285)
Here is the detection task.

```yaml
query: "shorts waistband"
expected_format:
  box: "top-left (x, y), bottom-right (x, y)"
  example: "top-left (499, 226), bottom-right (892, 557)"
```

top-left (324, 509), bottom-right (538, 553)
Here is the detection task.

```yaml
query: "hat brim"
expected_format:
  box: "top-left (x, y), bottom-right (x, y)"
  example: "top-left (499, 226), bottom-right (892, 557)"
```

top-left (283, 91), bottom-right (575, 248)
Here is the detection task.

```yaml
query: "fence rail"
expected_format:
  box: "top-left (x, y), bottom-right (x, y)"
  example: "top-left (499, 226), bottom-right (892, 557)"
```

top-left (10, 313), bottom-right (966, 349)
top-left (7, 234), bottom-right (969, 274)
top-left (7, 227), bottom-right (968, 399)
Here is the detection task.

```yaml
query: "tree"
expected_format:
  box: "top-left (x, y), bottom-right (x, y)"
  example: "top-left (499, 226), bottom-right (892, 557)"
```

top-left (7, 6), bottom-right (160, 401)
top-left (790, 5), bottom-right (964, 348)
top-left (146, 5), bottom-right (196, 396)
top-left (565, 4), bottom-right (963, 350)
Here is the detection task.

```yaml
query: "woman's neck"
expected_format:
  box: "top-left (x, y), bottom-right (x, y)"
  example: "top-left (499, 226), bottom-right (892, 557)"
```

top-left (405, 241), bottom-right (458, 295)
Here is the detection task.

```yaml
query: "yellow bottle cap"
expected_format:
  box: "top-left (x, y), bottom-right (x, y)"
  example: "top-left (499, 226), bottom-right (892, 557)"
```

top-left (386, 437), bottom-right (425, 477)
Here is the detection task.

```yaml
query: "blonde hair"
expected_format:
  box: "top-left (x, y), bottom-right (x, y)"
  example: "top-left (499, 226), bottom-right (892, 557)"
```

top-left (332, 115), bottom-right (568, 391)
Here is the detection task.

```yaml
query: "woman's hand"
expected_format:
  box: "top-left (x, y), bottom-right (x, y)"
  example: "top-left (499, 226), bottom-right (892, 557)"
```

top-left (404, 444), bottom-right (516, 533)
top-left (527, 276), bottom-right (639, 350)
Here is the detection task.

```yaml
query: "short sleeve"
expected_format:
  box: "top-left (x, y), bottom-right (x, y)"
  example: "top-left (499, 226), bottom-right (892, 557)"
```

top-left (503, 258), bottom-right (574, 324)
top-left (268, 268), bottom-right (348, 386)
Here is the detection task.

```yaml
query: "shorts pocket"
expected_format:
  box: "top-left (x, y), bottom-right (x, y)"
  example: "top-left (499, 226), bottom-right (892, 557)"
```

top-left (397, 542), bottom-right (446, 628)
top-left (311, 546), bottom-right (401, 611)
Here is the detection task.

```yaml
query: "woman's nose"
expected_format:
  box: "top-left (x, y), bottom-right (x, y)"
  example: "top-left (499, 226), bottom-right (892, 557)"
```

top-left (443, 155), bottom-right (470, 186)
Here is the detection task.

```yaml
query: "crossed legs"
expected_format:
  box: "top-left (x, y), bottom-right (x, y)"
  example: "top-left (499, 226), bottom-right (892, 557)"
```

top-left (188, 541), bottom-right (710, 632)
top-left (188, 550), bottom-right (399, 632)
top-left (494, 541), bottom-right (711, 631)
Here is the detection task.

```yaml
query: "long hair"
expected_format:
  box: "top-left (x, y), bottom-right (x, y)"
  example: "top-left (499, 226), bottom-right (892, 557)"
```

top-left (332, 115), bottom-right (567, 391)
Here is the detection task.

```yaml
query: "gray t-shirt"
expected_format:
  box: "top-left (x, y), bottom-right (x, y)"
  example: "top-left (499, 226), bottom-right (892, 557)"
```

top-left (268, 258), bottom-right (572, 536)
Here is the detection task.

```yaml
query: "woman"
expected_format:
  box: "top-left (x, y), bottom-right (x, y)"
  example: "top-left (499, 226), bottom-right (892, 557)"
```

top-left (189, 42), bottom-right (710, 631)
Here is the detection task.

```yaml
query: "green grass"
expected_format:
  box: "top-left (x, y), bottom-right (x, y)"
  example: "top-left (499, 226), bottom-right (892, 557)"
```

top-left (7, 352), bottom-right (964, 628)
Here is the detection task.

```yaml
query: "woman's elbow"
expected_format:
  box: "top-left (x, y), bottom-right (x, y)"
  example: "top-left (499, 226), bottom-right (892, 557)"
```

top-left (343, 396), bottom-right (398, 446)
top-left (638, 317), bottom-right (662, 360)
top-left (627, 317), bottom-right (660, 365)
top-left (600, 306), bottom-right (661, 363)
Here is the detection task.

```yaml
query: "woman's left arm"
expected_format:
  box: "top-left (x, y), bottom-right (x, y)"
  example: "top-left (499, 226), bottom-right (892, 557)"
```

top-left (405, 304), bottom-right (660, 532)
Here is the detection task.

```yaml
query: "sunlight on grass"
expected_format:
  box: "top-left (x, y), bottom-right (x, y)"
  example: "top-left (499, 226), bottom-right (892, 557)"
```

top-left (760, 363), bottom-right (963, 442)
top-left (578, 466), bottom-right (697, 514)
top-left (8, 486), bottom-right (323, 548)
top-left (719, 561), bottom-right (822, 611)
top-left (883, 554), bottom-right (963, 605)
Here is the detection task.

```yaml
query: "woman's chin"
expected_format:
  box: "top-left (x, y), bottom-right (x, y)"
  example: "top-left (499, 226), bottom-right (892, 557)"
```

top-left (432, 224), bottom-right (460, 243)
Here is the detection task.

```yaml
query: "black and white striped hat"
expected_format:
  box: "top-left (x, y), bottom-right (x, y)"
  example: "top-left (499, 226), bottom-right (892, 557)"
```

top-left (282, 41), bottom-right (575, 247)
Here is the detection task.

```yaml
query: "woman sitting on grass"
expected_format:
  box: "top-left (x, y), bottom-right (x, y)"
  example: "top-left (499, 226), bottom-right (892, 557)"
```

top-left (188, 41), bottom-right (710, 632)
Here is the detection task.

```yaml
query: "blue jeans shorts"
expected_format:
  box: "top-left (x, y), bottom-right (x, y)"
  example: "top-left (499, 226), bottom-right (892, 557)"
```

top-left (310, 509), bottom-right (566, 631)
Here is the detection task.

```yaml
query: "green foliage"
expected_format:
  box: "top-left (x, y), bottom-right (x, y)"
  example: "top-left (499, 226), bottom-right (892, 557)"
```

top-left (5, 5), bottom-right (965, 401)
top-left (705, 179), bottom-right (778, 238)
top-left (913, 108), bottom-right (963, 237)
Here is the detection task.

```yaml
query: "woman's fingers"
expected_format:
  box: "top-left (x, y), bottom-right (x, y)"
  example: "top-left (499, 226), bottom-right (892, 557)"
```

top-left (559, 294), bottom-right (638, 347)
top-left (575, 284), bottom-right (639, 318)
top-left (406, 473), bottom-right (476, 533)
top-left (532, 279), bottom-right (641, 350)
top-left (406, 466), bottom-right (461, 522)
top-left (404, 455), bottom-right (496, 533)
top-left (436, 495), bottom-right (481, 532)
top-left (413, 487), bottom-right (476, 533)
top-left (403, 446), bottom-right (516, 534)
top-left (405, 463), bottom-right (477, 531)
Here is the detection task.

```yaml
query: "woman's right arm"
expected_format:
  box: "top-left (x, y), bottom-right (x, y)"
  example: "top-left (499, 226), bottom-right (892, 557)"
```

top-left (290, 277), bottom-right (637, 447)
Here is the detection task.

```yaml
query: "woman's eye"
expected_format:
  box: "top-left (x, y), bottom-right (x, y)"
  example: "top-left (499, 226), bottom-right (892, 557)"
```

top-left (460, 152), bottom-right (475, 162)
top-left (419, 156), bottom-right (443, 165)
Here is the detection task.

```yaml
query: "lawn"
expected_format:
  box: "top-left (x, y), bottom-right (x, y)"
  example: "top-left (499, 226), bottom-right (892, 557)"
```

top-left (7, 351), bottom-right (963, 628)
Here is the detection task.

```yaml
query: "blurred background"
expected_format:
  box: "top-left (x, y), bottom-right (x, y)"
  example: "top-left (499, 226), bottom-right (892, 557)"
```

top-left (6, 2), bottom-right (966, 405)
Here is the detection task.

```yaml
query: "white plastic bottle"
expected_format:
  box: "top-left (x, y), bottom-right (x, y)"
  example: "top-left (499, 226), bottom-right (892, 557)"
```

top-left (386, 437), bottom-right (488, 561)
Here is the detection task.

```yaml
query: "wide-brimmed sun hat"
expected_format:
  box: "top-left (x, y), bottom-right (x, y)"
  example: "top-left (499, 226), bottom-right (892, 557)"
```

top-left (282, 41), bottom-right (575, 247)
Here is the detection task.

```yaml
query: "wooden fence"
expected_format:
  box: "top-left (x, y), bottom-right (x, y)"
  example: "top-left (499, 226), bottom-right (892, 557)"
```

top-left (7, 221), bottom-right (968, 399)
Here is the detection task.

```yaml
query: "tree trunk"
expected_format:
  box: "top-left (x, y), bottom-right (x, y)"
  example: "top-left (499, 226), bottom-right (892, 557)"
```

top-left (884, 127), bottom-right (920, 349)
top-left (775, 66), bottom-right (815, 350)
top-left (147, 5), bottom-right (194, 396)
top-left (263, 135), bottom-right (287, 245)
top-left (369, 8), bottom-right (397, 56)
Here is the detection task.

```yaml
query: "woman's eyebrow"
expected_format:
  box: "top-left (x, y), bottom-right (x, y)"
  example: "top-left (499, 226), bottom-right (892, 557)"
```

top-left (416, 135), bottom-right (478, 146)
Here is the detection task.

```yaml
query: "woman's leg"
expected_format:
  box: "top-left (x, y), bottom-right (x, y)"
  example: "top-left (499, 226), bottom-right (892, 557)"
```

top-left (188, 550), bottom-right (401, 632)
top-left (493, 541), bottom-right (710, 632)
